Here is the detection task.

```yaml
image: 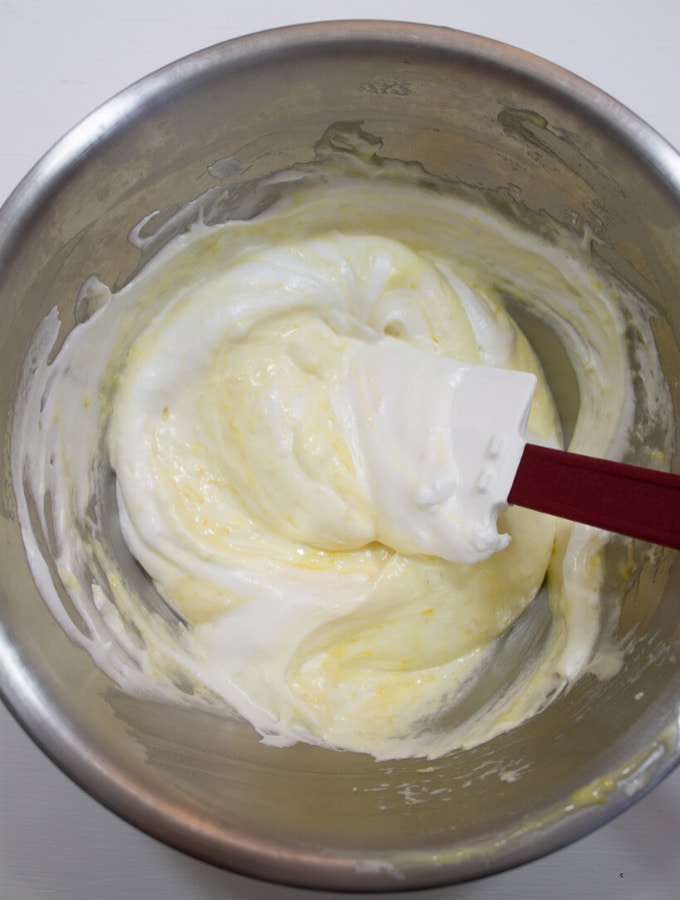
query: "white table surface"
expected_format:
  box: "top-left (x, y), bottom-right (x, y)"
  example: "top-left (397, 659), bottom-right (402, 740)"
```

top-left (1, 2), bottom-right (679, 898)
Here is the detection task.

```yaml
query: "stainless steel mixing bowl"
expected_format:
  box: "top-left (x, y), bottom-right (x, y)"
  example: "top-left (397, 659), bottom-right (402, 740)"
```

top-left (1, 21), bottom-right (680, 892)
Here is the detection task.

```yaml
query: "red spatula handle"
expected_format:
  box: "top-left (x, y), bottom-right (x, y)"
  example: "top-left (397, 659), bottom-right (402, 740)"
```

top-left (508, 443), bottom-right (680, 551)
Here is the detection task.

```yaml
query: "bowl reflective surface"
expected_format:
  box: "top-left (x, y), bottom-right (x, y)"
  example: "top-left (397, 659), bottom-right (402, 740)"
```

top-left (1, 21), bottom-right (680, 892)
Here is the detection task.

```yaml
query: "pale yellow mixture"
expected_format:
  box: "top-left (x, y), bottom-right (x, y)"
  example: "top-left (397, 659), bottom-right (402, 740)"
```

top-left (12, 165), bottom-right (669, 759)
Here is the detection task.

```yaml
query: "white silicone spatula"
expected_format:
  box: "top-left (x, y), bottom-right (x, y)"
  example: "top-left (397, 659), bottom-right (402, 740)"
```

top-left (343, 339), bottom-right (679, 559)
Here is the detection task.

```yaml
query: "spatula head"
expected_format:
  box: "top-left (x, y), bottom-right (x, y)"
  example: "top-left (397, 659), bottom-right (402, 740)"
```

top-left (336, 338), bottom-right (537, 563)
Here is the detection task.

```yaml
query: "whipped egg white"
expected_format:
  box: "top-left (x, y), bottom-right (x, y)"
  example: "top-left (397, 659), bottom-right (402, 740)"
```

top-left (12, 166), bottom-right (671, 760)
